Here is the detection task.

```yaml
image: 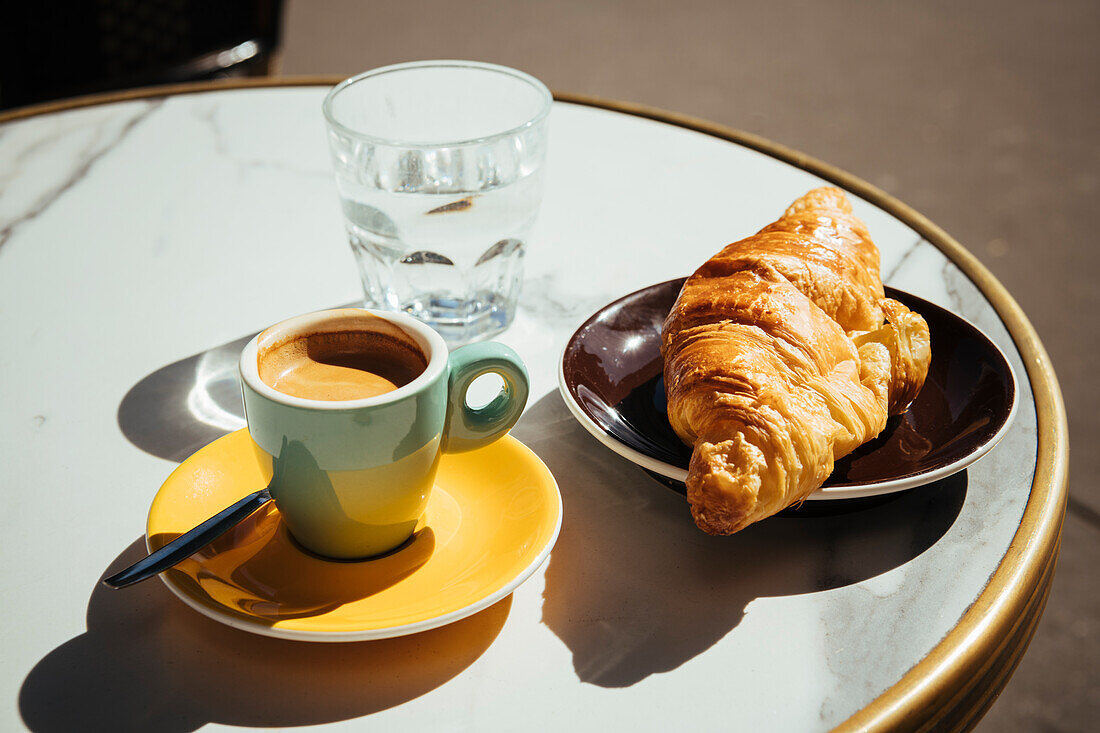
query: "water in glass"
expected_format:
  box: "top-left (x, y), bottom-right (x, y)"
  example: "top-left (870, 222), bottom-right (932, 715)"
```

top-left (338, 164), bottom-right (543, 344)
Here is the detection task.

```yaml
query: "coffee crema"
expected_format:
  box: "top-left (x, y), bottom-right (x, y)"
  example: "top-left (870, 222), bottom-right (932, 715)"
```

top-left (258, 329), bottom-right (427, 401)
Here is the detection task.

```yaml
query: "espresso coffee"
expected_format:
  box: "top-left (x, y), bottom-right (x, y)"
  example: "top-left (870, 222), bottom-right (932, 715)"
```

top-left (258, 329), bottom-right (427, 401)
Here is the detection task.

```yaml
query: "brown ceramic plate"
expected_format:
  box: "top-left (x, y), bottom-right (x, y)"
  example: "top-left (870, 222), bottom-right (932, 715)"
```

top-left (558, 278), bottom-right (1017, 500)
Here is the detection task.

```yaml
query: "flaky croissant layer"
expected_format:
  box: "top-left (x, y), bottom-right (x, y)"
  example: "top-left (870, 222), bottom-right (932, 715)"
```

top-left (661, 187), bottom-right (931, 534)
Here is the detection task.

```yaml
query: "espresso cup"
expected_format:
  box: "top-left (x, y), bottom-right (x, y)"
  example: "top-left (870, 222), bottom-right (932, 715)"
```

top-left (238, 308), bottom-right (529, 559)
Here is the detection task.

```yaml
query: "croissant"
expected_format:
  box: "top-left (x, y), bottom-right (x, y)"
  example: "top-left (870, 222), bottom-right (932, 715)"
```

top-left (661, 187), bottom-right (931, 534)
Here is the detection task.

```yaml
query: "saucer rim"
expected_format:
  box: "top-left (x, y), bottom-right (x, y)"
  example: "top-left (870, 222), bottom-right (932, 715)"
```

top-left (149, 431), bottom-right (562, 642)
top-left (557, 279), bottom-right (1019, 500)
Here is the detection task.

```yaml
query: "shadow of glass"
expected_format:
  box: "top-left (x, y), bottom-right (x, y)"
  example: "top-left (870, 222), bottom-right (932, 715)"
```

top-left (152, 505), bottom-right (436, 622)
top-left (512, 391), bottom-right (967, 688)
top-left (19, 539), bottom-right (511, 732)
top-left (118, 303), bottom-right (362, 463)
top-left (118, 335), bottom-right (253, 462)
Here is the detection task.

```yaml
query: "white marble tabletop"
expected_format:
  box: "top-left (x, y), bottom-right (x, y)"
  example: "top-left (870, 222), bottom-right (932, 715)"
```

top-left (0, 86), bottom-right (1043, 731)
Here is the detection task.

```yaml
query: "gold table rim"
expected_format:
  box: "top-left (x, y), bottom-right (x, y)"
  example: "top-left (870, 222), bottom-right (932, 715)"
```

top-left (0, 77), bottom-right (1069, 732)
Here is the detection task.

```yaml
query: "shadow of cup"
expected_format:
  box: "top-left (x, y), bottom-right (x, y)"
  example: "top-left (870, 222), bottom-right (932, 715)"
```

top-left (19, 539), bottom-right (511, 732)
top-left (153, 504), bottom-right (437, 623)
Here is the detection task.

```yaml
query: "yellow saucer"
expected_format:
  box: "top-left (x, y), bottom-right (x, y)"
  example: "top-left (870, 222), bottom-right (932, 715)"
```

top-left (147, 429), bottom-right (561, 642)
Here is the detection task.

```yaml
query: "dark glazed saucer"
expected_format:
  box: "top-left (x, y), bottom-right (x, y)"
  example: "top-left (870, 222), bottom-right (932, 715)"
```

top-left (558, 278), bottom-right (1017, 500)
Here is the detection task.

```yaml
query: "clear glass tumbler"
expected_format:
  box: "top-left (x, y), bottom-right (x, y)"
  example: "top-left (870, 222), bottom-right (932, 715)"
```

top-left (323, 61), bottom-right (552, 344)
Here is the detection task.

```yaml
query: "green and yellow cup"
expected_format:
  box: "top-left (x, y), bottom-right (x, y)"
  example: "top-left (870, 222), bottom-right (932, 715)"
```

top-left (239, 308), bottom-right (529, 559)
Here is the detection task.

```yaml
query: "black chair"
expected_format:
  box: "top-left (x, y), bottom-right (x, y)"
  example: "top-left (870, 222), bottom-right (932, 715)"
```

top-left (0, 0), bottom-right (285, 110)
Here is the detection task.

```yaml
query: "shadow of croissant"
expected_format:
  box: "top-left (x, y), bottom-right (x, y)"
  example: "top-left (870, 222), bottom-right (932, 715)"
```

top-left (512, 391), bottom-right (967, 688)
top-left (19, 539), bottom-right (511, 732)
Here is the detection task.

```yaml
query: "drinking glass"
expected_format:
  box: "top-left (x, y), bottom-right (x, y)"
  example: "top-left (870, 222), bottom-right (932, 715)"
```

top-left (323, 61), bottom-right (552, 344)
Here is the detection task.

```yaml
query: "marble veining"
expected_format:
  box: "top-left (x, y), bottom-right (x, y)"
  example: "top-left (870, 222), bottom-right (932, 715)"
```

top-left (187, 98), bottom-right (332, 181)
top-left (0, 100), bottom-right (161, 252)
top-left (881, 234), bottom-right (925, 284)
top-left (0, 89), bottom-right (1042, 733)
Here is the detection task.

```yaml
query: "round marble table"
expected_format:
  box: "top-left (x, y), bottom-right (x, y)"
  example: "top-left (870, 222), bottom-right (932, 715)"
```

top-left (0, 81), bottom-right (1067, 732)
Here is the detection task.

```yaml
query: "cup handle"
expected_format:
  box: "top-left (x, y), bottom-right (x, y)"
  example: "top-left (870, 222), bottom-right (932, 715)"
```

top-left (443, 342), bottom-right (530, 453)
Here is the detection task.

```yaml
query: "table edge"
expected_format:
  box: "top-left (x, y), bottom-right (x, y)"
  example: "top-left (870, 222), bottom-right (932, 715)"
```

top-left (555, 92), bottom-right (1069, 733)
top-left (1, 78), bottom-right (1069, 733)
